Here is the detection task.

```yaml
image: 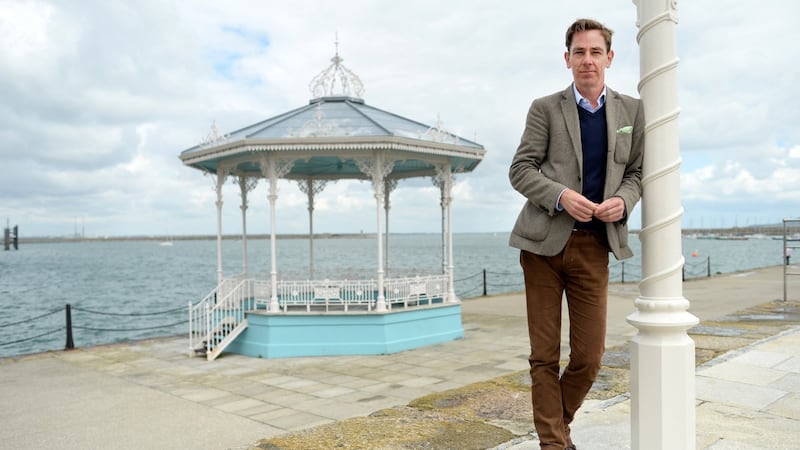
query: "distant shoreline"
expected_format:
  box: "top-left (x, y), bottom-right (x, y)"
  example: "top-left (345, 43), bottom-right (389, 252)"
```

top-left (14, 223), bottom-right (800, 245)
top-left (17, 233), bottom-right (379, 244)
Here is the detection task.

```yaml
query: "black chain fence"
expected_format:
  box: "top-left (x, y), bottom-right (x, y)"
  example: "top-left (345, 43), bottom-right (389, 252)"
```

top-left (0, 258), bottom-right (713, 357)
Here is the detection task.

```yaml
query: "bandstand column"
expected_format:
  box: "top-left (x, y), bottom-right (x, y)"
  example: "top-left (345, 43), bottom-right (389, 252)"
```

top-left (238, 175), bottom-right (257, 276)
top-left (260, 156), bottom-right (294, 312)
top-left (628, 2), bottom-right (699, 449)
top-left (433, 174), bottom-right (447, 275)
top-left (213, 169), bottom-right (229, 285)
top-left (298, 179), bottom-right (328, 279)
top-left (356, 152), bottom-right (394, 312)
top-left (443, 167), bottom-right (457, 303)
top-left (435, 164), bottom-right (458, 303)
top-left (383, 178), bottom-right (398, 275)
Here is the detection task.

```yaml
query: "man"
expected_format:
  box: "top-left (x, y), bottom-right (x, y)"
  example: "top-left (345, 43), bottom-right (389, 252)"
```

top-left (508, 18), bottom-right (644, 450)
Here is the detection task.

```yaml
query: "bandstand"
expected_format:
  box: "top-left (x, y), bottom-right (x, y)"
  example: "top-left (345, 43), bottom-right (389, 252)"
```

top-left (181, 46), bottom-right (485, 360)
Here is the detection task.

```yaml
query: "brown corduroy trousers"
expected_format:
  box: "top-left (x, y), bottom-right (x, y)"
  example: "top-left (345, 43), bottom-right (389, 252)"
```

top-left (519, 230), bottom-right (609, 450)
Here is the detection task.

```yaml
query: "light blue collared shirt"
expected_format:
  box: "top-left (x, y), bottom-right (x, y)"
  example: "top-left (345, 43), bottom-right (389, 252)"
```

top-left (573, 83), bottom-right (607, 113)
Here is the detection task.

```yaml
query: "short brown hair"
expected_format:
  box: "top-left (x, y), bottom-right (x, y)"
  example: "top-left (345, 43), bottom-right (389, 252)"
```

top-left (566, 18), bottom-right (613, 53)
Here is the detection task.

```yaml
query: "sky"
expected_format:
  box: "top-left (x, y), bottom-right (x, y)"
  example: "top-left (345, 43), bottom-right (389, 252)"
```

top-left (1, 0), bottom-right (799, 238)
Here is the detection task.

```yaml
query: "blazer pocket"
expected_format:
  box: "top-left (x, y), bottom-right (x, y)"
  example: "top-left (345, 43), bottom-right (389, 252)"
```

top-left (613, 135), bottom-right (632, 164)
top-left (515, 204), bottom-right (552, 241)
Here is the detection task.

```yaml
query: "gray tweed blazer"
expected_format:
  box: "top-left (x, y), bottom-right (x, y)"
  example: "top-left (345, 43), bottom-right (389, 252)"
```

top-left (508, 85), bottom-right (644, 260)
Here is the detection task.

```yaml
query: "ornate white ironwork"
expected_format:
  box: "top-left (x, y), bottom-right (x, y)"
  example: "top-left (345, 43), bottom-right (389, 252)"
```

top-left (432, 166), bottom-right (448, 191)
top-left (297, 179), bottom-right (329, 202)
top-left (234, 174), bottom-right (259, 207)
top-left (288, 103), bottom-right (343, 137)
top-left (420, 114), bottom-right (460, 145)
top-left (383, 275), bottom-right (446, 309)
top-left (308, 35), bottom-right (364, 99)
top-left (383, 178), bottom-right (398, 208)
top-left (203, 166), bottom-right (232, 192)
top-left (188, 275), bottom-right (449, 335)
top-left (355, 155), bottom-right (395, 186)
top-left (433, 164), bottom-right (464, 194)
top-left (258, 156), bottom-right (295, 183)
top-left (199, 120), bottom-right (230, 147)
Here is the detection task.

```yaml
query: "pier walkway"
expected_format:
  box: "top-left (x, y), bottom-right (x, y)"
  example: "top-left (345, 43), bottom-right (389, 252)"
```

top-left (0, 265), bottom-right (798, 449)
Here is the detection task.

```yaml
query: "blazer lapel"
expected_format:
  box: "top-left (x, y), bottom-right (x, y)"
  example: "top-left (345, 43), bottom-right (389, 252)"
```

top-left (560, 86), bottom-right (582, 173)
top-left (604, 88), bottom-right (622, 197)
top-left (605, 88), bottom-right (620, 159)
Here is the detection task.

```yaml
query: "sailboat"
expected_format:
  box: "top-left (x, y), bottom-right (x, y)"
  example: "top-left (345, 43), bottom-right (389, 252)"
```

top-left (160, 234), bottom-right (174, 246)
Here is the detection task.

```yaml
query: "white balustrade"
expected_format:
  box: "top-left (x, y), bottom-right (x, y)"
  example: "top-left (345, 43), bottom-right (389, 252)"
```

top-left (253, 280), bottom-right (271, 308)
top-left (188, 279), bottom-right (250, 359)
top-left (190, 274), bottom-right (449, 357)
top-left (205, 275), bottom-right (447, 317)
top-left (339, 279), bottom-right (377, 311)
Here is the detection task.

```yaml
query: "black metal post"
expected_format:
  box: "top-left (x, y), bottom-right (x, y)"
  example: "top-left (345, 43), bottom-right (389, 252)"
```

top-left (621, 262), bottom-right (625, 284)
top-left (482, 269), bottom-right (487, 296)
top-left (707, 257), bottom-right (711, 277)
top-left (65, 304), bottom-right (74, 350)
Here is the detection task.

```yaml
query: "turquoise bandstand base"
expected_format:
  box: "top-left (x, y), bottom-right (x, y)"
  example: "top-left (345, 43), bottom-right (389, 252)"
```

top-left (224, 304), bottom-right (464, 359)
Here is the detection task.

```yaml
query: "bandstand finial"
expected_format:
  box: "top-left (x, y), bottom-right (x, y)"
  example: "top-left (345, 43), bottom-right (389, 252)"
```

top-left (200, 119), bottom-right (230, 147)
top-left (308, 34), bottom-right (364, 99)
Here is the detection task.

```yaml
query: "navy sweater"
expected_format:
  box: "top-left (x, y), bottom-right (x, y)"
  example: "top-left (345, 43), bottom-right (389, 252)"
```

top-left (576, 105), bottom-right (608, 231)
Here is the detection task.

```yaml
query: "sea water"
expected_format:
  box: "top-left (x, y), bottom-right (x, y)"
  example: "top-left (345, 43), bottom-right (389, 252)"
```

top-left (0, 233), bottom-right (785, 358)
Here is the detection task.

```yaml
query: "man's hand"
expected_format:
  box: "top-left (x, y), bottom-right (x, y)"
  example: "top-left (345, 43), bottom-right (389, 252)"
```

top-left (560, 189), bottom-right (597, 222)
top-left (594, 196), bottom-right (625, 223)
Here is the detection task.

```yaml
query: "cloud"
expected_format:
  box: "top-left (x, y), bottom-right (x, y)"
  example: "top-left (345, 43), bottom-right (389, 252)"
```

top-left (0, 0), bottom-right (798, 237)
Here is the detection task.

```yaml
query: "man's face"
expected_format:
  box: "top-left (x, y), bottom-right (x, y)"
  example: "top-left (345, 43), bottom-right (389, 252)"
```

top-left (564, 29), bottom-right (614, 94)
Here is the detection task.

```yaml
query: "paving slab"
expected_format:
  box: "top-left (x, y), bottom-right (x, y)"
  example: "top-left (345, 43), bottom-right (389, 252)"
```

top-left (0, 265), bottom-right (798, 449)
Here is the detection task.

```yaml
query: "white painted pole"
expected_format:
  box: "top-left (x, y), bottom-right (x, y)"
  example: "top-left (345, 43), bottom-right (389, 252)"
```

top-left (267, 159), bottom-right (280, 312)
top-left (440, 183), bottom-right (447, 276)
top-left (384, 179), bottom-right (391, 276)
top-left (355, 154), bottom-right (393, 311)
top-left (259, 157), bottom-right (293, 312)
top-left (307, 180), bottom-right (315, 279)
top-left (628, 2), bottom-right (699, 449)
top-left (298, 178), bottom-right (326, 280)
top-left (215, 174), bottom-right (225, 285)
top-left (444, 168), bottom-right (458, 303)
top-left (433, 166), bottom-right (448, 277)
top-left (239, 177), bottom-right (249, 277)
top-left (374, 152), bottom-right (387, 312)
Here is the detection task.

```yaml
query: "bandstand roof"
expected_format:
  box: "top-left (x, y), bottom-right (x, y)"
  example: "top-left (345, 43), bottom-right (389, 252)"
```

top-left (180, 47), bottom-right (485, 181)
